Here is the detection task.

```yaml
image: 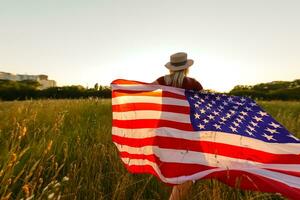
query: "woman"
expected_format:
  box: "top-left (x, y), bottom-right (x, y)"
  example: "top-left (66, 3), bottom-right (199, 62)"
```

top-left (153, 52), bottom-right (203, 200)
top-left (154, 52), bottom-right (202, 91)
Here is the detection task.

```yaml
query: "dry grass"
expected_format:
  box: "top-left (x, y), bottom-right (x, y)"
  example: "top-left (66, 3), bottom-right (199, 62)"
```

top-left (0, 99), bottom-right (298, 199)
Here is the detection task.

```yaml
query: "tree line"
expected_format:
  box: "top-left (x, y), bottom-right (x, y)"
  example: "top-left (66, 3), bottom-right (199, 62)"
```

top-left (229, 79), bottom-right (300, 100)
top-left (1, 79), bottom-right (300, 101)
top-left (0, 80), bottom-right (111, 101)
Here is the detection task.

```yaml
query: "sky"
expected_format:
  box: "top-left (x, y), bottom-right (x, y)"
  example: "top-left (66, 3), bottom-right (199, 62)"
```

top-left (0, 0), bottom-right (299, 92)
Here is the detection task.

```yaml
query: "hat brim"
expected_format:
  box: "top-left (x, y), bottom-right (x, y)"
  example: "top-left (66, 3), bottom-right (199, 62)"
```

top-left (165, 59), bottom-right (194, 71)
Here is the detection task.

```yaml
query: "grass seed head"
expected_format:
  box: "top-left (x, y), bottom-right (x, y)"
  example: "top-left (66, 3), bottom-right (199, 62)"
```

top-left (22, 184), bottom-right (30, 197)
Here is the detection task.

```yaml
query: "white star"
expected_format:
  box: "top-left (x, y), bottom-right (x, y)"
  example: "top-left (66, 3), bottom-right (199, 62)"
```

top-left (245, 130), bottom-right (254, 136)
top-left (229, 126), bottom-right (237, 132)
top-left (194, 103), bottom-right (199, 108)
top-left (197, 100), bottom-right (202, 104)
top-left (250, 102), bottom-right (257, 106)
top-left (233, 106), bottom-right (239, 110)
top-left (208, 114), bottom-right (215, 120)
top-left (250, 121), bottom-right (258, 127)
top-left (228, 97), bottom-right (233, 102)
top-left (205, 95), bottom-right (209, 100)
top-left (233, 121), bottom-right (240, 127)
top-left (200, 109), bottom-right (206, 114)
top-left (287, 134), bottom-right (300, 141)
top-left (219, 105), bottom-right (224, 110)
top-left (220, 117), bottom-right (227, 121)
top-left (258, 111), bottom-right (268, 117)
top-left (211, 100), bottom-right (216, 104)
top-left (203, 119), bottom-right (209, 124)
top-left (265, 127), bottom-right (278, 134)
top-left (240, 111), bottom-right (248, 116)
top-left (226, 113), bottom-right (232, 118)
top-left (223, 101), bottom-right (228, 106)
top-left (219, 121), bottom-right (225, 125)
top-left (194, 94), bottom-right (199, 98)
top-left (241, 97), bottom-right (246, 102)
top-left (253, 116), bottom-right (263, 122)
top-left (245, 106), bottom-right (252, 111)
top-left (269, 122), bottom-right (281, 129)
top-left (262, 133), bottom-right (276, 141)
top-left (213, 124), bottom-right (221, 130)
top-left (229, 110), bottom-right (236, 114)
top-left (239, 115), bottom-right (245, 120)
top-left (194, 113), bottom-right (200, 119)
top-left (213, 111), bottom-right (220, 116)
top-left (207, 103), bottom-right (212, 107)
top-left (197, 124), bottom-right (205, 129)
top-left (206, 106), bottom-right (211, 110)
top-left (200, 99), bottom-right (205, 103)
top-left (236, 102), bottom-right (243, 106)
top-left (236, 118), bottom-right (242, 123)
top-left (247, 125), bottom-right (255, 132)
top-left (216, 96), bottom-right (221, 100)
top-left (190, 97), bottom-right (195, 100)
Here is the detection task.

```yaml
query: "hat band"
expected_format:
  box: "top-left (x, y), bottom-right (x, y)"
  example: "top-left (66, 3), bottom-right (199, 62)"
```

top-left (171, 60), bottom-right (187, 67)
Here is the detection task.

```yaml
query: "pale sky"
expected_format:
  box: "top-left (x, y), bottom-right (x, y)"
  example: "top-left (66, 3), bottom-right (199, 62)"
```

top-left (0, 0), bottom-right (299, 92)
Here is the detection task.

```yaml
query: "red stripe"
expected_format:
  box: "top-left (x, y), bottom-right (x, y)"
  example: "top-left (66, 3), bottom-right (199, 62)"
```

top-left (112, 103), bottom-right (190, 114)
top-left (205, 169), bottom-right (300, 200)
top-left (111, 79), bottom-right (148, 85)
top-left (113, 135), bottom-right (300, 164)
top-left (119, 151), bottom-right (215, 178)
top-left (113, 119), bottom-right (193, 131)
top-left (112, 90), bottom-right (186, 100)
top-left (123, 164), bottom-right (300, 199)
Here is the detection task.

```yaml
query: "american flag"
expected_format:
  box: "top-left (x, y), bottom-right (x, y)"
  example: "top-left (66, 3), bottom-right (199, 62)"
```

top-left (111, 79), bottom-right (300, 199)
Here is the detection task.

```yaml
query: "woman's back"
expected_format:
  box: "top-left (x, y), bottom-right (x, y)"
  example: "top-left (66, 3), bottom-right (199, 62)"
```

top-left (155, 75), bottom-right (203, 91)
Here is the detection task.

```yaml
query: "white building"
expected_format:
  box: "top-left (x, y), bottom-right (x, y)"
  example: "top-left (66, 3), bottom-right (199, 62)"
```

top-left (0, 71), bottom-right (56, 89)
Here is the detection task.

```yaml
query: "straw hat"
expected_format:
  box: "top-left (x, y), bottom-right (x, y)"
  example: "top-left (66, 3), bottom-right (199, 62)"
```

top-left (165, 52), bottom-right (194, 71)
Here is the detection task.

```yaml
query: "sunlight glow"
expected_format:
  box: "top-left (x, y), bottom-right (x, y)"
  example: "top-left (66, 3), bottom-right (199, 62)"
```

top-left (189, 54), bottom-right (244, 92)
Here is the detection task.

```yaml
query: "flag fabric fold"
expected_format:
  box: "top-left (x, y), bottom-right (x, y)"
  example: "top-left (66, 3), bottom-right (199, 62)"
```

top-left (111, 79), bottom-right (300, 199)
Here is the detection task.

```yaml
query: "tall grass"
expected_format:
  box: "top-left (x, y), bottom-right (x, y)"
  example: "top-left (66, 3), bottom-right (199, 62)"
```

top-left (0, 99), bottom-right (298, 199)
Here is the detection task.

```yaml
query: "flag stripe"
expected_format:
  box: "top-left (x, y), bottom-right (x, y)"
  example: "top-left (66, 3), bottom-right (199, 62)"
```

top-left (113, 111), bottom-right (191, 123)
top-left (119, 151), bottom-right (216, 178)
top-left (112, 96), bottom-right (189, 106)
top-left (113, 119), bottom-right (194, 131)
top-left (113, 135), bottom-right (300, 164)
top-left (263, 168), bottom-right (300, 178)
top-left (117, 146), bottom-right (300, 174)
top-left (121, 157), bottom-right (300, 190)
top-left (112, 127), bottom-right (300, 154)
top-left (111, 79), bottom-right (150, 85)
top-left (111, 84), bottom-right (185, 96)
top-left (123, 164), bottom-right (300, 199)
top-left (112, 103), bottom-right (190, 114)
top-left (113, 90), bottom-right (186, 100)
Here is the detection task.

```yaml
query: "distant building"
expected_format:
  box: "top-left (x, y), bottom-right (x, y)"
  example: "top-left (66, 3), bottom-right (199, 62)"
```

top-left (0, 71), bottom-right (56, 89)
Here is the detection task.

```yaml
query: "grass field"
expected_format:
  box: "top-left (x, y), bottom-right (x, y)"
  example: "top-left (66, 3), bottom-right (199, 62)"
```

top-left (0, 99), bottom-right (299, 200)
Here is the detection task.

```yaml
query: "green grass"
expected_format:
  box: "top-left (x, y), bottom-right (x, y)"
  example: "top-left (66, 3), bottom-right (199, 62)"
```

top-left (0, 99), bottom-right (299, 199)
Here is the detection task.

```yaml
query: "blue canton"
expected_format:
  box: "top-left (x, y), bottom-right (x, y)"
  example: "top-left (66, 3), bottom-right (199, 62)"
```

top-left (185, 90), bottom-right (300, 143)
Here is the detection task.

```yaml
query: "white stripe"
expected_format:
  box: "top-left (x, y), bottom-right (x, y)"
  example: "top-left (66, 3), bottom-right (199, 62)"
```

top-left (112, 127), bottom-right (300, 155)
top-left (113, 110), bottom-right (191, 123)
top-left (115, 143), bottom-right (300, 173)
top-left (112, 96), bottom-right (189, 107)
top-left (111, 84), bottom-right (185, 96)
top-left (121, 157), bottom-right (300, 188)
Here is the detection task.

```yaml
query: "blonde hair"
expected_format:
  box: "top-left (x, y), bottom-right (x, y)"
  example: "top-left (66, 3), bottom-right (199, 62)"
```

top-left (164, 68), bottom-right (189, 87)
